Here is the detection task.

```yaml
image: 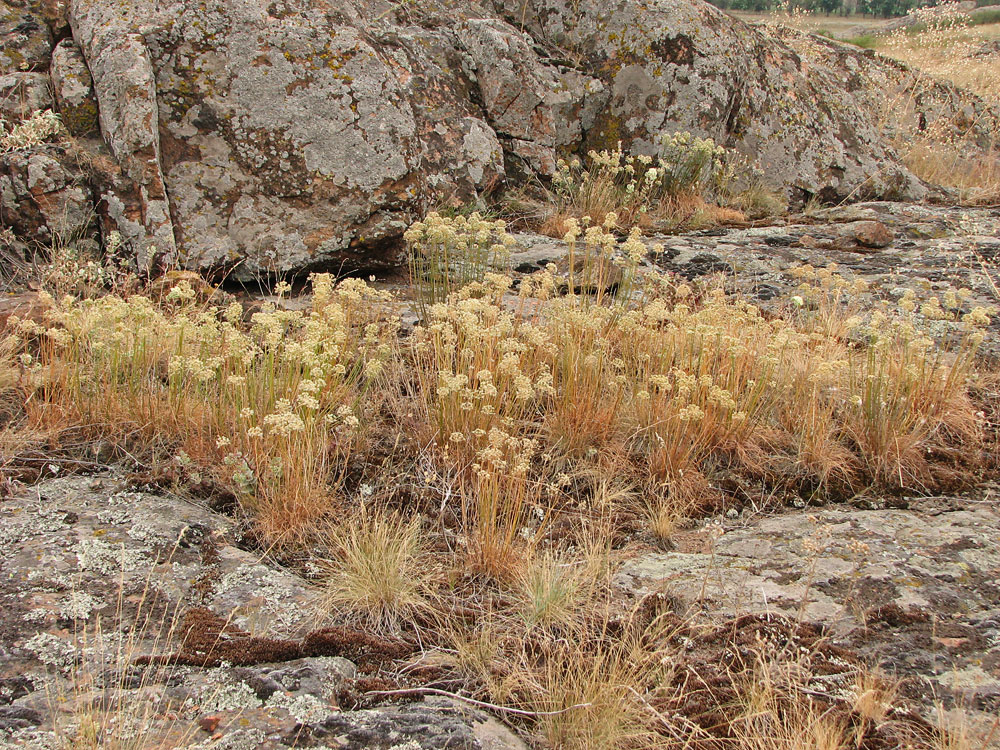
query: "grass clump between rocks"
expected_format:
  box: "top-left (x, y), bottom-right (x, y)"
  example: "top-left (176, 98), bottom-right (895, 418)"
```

top-left (529, 134), bottom-right (779, 239)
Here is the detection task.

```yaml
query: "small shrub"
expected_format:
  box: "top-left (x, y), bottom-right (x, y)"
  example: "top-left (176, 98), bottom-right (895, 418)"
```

top-left (1, 109), bottom-right (62, 152)
top-left (844, 34), bottom-right (879, 48)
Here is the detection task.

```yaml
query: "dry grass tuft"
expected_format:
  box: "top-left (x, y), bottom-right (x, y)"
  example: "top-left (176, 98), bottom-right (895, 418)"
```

top-left (319, 507), bottom-right (436, 630)
top-left (727, 661), bottom-right (851, 750)
top-left (516, 551), bottom-right (596, 630)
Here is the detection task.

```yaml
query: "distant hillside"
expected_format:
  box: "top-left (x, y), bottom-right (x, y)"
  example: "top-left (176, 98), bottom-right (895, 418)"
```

top-left (707, 0), bottom-right (938, 17)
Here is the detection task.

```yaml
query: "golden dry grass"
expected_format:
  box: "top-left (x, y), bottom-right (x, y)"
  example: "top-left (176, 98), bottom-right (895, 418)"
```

top-left (868, 12), bottom-right (1000, 202)
top-left (2, 212), bottom-right (996, 749)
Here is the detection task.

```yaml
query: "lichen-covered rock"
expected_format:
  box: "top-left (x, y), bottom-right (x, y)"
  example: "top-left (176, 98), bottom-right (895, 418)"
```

top-left (48, 38), bottom-right (96, 136)
top-left (0, 72), bottom-right (51, 121)
top-left (66, 0), bottom-right (517, 278)
top-left (493, 0), bottom-right (940, 205)
top-left (457, 17), bottom-right (607, 176)
top-left (42, 0), bottom-right (991, 278)
top-left (0, 148), bottom-right (91, 242)
top-left (774, 27), bottom-right (1000, 155)
top-left (310, 698), bottom-right (527, 749)
top-left (0, 1), bottom-right (52, 73)
top-left (0, 475), bottom-right (528, 750)
top-left (67, 0), bottom-right (175, 271)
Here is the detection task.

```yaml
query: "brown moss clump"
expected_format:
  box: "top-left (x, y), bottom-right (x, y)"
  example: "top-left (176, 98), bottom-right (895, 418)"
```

top-left (135, 607), bottom-right (413, 671)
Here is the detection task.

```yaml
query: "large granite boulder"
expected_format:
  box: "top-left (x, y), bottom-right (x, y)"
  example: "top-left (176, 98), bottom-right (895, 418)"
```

top-left (0, 0), bottom-right (996, 277)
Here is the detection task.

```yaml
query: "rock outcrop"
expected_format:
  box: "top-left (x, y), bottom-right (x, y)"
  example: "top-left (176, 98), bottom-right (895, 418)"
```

top-left (0, 148), bottom-right (91, 244)
top-left (0, 0), bottom-right (996, 277)
top-left (0, 475), bottom-right (527, 749)
top-left (615, 486), bottom-right (1000, 732)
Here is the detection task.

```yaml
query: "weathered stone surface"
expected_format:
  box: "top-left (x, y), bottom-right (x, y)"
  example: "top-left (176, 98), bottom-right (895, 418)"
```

top-left (0, 0), bottom-right (973, 277)
top-left (0, 706), bottom-right (41, 733)
top-left (0, 148), bottom-right (91, 242)
top-left (0, 71), bottom-right (50, 121)
top-left (493, 0), bottom-right (935, 206)
top-left (311, 698), bottom-right (527, 749)
top-left (850, 219), bottom-right (894, 249)
top-left (0, 475), bottom-right (528, 749)
top-left (458, 17), bottom-right (606, 177)
top-left (775, 27), bottom-right (999, 156)
top-left (68, 0), bottom-right (174, 271)
top-left (48, 39), bottom-right (96, 136)
top-left (0, 1), bottom-right (51, 73)
top-left (615, 485), bottom-right (1000, 726)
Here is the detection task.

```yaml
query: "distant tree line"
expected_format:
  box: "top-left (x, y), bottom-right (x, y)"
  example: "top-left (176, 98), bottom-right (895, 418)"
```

top-left (708, 0), bottom-right (939, 17)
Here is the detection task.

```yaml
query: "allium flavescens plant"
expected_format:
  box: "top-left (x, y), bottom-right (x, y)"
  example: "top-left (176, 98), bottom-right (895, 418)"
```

top-left (548, 133), bottom-right (727, 232)
top-left (9, 275), bottom-right (399, 544)
top-left (787, 266), bottom-right (988, 489)
top-left (5, 214), bottom-right (992, 567)
top-left (657, 131), bottom-right (726, 197)
top-left (405, 212), bottom-right (516, 321)
top-left (1, 109), bottom-right (62, 153)
top-left (404, 212), bottom-right (992, 565)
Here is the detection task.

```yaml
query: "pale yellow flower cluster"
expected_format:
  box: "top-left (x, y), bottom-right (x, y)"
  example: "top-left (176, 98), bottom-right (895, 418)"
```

top-left (0, 109), bottom-right (62, 153)
top-left (10, 274), bottom-right (399, 511)
top-left (405, 212), bottom-right (517, 319)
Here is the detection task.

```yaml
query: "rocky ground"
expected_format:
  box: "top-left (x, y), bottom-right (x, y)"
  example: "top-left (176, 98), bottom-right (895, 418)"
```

top-left (1, 467), bottom-right (998, 746)
top-left (617, 486), bottom-right (1000, 742)
top-left (0, 474), bottom-right (527, 749)
top-left (2, 476), bottom-right (998, 747)
top-left (1, 200), bottom-right (998, 748)
top-left (511, 201), bottom-right (1000, 359)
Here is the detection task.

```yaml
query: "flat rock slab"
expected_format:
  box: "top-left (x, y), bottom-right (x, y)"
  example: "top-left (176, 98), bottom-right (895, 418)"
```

top-left (616, 486), bottom-right (1000, 729)
top-left (651, 203), bottom-right (1000, 320)
top-left (511, 204), bottom-right (999, 331)
top-left (0, 476), bottom-right (525, 749)
top-left (503, 202), bottom-right (1000, 364)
